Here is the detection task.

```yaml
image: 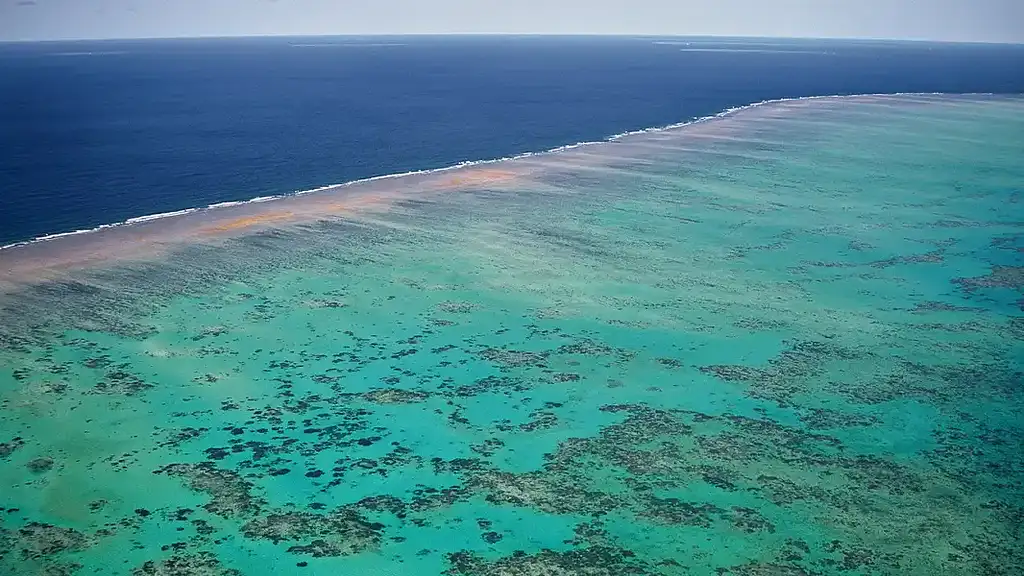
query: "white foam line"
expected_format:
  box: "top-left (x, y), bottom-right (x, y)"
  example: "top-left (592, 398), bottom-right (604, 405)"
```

top-left (206, 201), bottom-right (247, 209)
top-left (124, 208), bottom-right (200, 224)
top-left (210, 196), bottom-right (279, 205)
top-left (0, 92), bottom-right (1007, 253)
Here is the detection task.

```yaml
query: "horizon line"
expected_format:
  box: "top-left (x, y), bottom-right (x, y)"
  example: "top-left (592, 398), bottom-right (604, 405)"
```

top-left (2, 32), bottom-right (1022, 47)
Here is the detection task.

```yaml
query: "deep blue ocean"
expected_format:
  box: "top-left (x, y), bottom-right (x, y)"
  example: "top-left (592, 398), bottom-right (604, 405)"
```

top-left (2, 35), bottom-right (1023, 246)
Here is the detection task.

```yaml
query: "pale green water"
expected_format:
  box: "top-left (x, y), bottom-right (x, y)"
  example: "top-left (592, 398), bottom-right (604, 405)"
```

top-left (1, 95), bottom-right (1023, 576)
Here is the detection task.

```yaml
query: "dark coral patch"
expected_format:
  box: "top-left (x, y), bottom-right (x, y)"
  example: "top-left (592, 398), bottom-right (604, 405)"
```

top-left (444, 547), bottom-right (655, 576)
top-left (1, 437), bottom-right (26, 459)
top-left (953, 266), bottom-right (1024, 292)
top-left (362, 388), bottom-right (429, 404)
top-left (13, 522), bottom-right (93, 560)
top-left (133, 551), bottom-right (241, 575)
top-left (92, 369), bottom-right (153, 395)
top-left (26, 456), bottom-right (54, 473)
top-left (478, 347), bottom-right (548, 368)
top-left (241, 509), bottom-right (383, 557)
top-left (156, 463), bottom-right (263, 518)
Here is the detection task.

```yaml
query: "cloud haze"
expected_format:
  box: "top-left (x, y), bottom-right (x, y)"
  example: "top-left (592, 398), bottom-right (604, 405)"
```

top-left (2, 0), bottom-right (1022, 43)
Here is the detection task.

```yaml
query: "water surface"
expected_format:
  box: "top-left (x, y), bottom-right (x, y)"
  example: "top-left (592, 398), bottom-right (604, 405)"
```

top-left (1, 95), bottom-right (1022, 576)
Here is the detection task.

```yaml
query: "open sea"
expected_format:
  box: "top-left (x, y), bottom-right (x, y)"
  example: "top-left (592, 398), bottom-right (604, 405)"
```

top-left (1, 37), bottom-right (1023, 576)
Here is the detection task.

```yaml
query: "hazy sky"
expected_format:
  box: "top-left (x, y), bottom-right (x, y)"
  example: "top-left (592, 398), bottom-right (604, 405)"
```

top-left (2, 0), bottom-right (1022, 43)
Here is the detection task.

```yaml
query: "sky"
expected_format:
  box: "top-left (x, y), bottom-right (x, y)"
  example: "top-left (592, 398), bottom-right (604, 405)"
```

top-left (2, 0), bottom-right (1022, 43)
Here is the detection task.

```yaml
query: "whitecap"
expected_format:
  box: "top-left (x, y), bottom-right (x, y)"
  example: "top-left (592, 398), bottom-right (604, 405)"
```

top-left (124, 208), bottom-right (200, 224)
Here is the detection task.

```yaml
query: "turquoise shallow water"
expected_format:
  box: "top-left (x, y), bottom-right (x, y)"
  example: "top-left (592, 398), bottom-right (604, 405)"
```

top-left (1, 95), bottom-right (1023, 576)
